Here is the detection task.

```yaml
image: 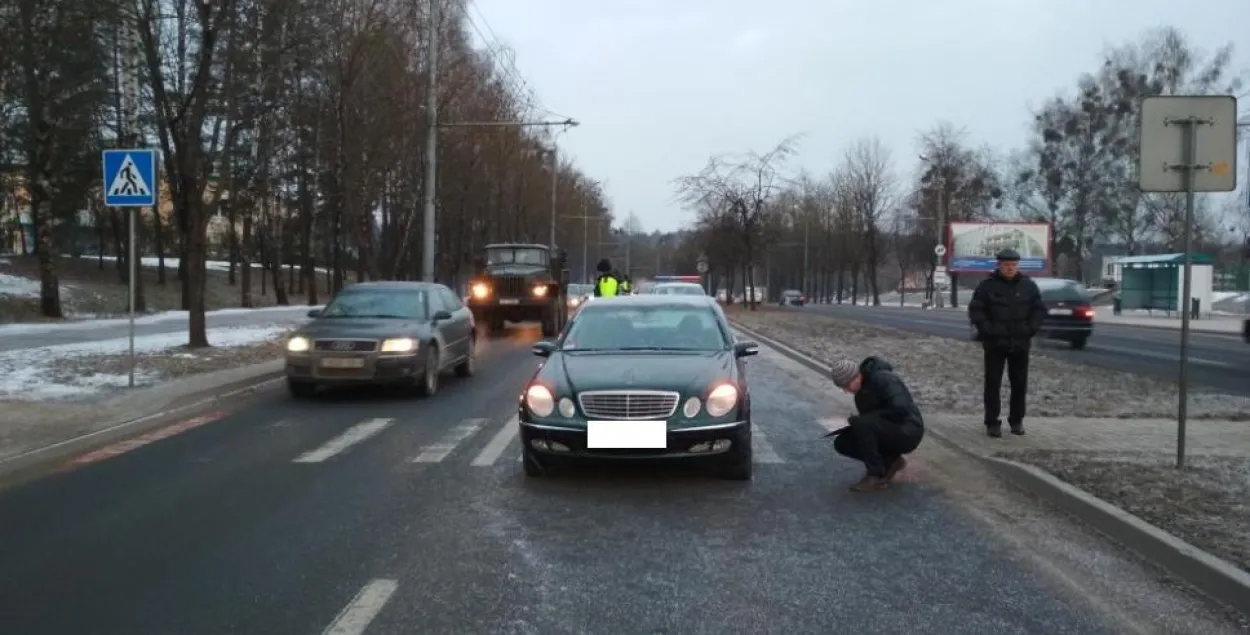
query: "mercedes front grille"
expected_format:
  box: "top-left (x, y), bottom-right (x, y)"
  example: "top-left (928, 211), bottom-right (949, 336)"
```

top-left (577, 390), bottom-right (680, 420)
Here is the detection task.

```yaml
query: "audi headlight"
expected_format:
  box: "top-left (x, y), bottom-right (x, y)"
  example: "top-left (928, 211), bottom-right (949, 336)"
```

top-left (705, 383), bottom-right (739, 418)
top-left (532, 285), bottom-right (548, 297)
top-left (682, 396), bottom-right (702, 418)
top-left (471, 283), bottom-right (490, 299)
top-left (526, 384), bottom-right (555, 417)
top-left (286, 336), bottom-right (310, 353)
top-left (558, 397), bottom-right (576, 418)
top-left (380, 337), bottom-right (416, 353)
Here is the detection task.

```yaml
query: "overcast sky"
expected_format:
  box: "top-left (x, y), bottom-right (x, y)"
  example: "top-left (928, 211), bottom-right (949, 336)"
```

top-left (467, 0), bottom-right (1250, 233)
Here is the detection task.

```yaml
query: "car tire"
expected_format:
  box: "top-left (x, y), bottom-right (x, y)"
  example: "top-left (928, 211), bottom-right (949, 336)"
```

top-left (718, 434), bottom-right (753, 481)
top-left (415, 346), bottom-right (439, 397)
top-left (1070, 336), bottom-right (1088, 350)
top-left (454, 337), bottom-right (476, 378)
top-left (287, 379), bottom-right (317, 399)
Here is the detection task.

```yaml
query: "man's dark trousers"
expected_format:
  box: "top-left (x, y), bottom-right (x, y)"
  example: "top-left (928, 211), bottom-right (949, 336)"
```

top-left (832, 416), bottom-right (921, 477)
top-left (983, 345), bottom-right (1029, 426)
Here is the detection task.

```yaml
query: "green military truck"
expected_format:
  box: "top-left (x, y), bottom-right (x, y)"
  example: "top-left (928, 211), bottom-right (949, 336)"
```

top-left (466, 243), bottom-right (568, 337)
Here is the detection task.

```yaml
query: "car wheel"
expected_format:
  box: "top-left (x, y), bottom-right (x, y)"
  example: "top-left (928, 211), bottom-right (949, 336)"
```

top-left (1070, 336), bottom-right (1088, 350)
top-left (718, 434), bottom-right (753, 481)
top-left (454, 338), bottom-right (476, 378)
top-left (416, 346), bottom-right (439, 397)
top-left (287, 379), bottom-right (317, 399)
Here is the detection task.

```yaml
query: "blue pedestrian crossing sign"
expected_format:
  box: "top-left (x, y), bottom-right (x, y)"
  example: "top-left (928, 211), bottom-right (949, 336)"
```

top-left (102, 149), bottom-right (158, 207)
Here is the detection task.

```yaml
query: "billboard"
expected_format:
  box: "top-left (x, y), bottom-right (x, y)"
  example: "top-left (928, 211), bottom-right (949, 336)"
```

top-left (947, 222), bottom-right (1051, 273)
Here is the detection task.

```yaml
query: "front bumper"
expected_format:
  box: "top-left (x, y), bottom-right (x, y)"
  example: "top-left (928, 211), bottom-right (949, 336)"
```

top-left (519, 419), bottom-right (749, 460)
top-left (1037, 322), bottom-right (1093, 340)
top-left (285, 351), bottom-right (423, 384)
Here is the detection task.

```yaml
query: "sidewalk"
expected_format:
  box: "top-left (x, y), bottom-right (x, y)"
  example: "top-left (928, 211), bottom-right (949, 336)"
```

top-left (1097, 312), bottom-right (1244, 334)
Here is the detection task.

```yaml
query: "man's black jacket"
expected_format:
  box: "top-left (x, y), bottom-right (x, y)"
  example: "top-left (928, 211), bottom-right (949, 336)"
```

top-left (967, 271), bottom-right (1047, 351)
top-left (847, 356), bottom-right (924, 433)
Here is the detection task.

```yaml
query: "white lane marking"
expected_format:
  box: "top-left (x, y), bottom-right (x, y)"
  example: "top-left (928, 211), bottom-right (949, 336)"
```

top-left (293, 418), bottom-right (395, 463)
top-left (412, 418), bottom-right (488, 463)
top-left (752, 428), bottom-right (784, 463)
top-left (1088, 344), bottom-right (1235, 368)
top-left (472, 415), bottom-right (519, 466)
top-left (321, 578), bottom-right (398, 635)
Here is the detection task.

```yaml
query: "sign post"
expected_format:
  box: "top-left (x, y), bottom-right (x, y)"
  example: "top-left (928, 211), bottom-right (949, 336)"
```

top-left (1138, 95), bottom-right (1238, 469)
top-left (102, 148), bottom-right (159, 389)
top-left (696, 255), bottom-right (709, 294)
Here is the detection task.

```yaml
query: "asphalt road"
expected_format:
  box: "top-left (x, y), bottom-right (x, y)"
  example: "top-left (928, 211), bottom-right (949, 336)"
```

top-left (0, 307), bottom-right (315, 352)
top-left (0, 324), bottom-right (1242, 634)
top-left (805, 303), bottom-right (1250, 396)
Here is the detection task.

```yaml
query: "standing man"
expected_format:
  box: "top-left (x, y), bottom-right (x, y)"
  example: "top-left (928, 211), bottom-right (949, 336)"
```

top-left (594, 259), bottom-right (619, 298)
top-left (967, 248), bottom-right (1047, 438)
top-left (826, 356), bottom-right (925, 492)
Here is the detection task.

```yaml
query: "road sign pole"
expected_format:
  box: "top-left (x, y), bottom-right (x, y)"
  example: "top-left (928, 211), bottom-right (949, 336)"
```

top-left (1137, 95), bottom-right (1237, 470)
top-left (128, 207), bottom-right (137, 388)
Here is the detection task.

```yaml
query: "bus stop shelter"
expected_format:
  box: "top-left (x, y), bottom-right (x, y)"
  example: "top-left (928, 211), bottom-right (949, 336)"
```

top-left (1116, 253), bottom-right (1214, 316)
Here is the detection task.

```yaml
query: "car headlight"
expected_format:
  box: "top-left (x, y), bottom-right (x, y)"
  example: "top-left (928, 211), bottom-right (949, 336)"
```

top-left (471, 283), bottom-right (490, 299)
top-left (558, 397), bottom-right (576, 418)
top-left (705, 383), bottom-right (739, 418)
top-left (380, 337), bottom-right (416, 353)
top-left (682, 396), bottom-right (701, 418)
top-left (569, 297), bottom-right (580, 307)
top-left (286, 336), bottom-right (310, 353)
top-left (526, 384), bottom-right (555, 417)
top-left (532, 285), bottom-right (548, 297)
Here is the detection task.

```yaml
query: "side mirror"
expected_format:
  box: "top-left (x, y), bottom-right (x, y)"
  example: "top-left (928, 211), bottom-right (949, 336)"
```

top-left (733, 341), bottom-right (759, 358)
top-left (531, 341), bottom-right (556, 357)
top-left (432, 310), bottom-right (453, 322)
top-left (306, 309), bottom-right (321, 318)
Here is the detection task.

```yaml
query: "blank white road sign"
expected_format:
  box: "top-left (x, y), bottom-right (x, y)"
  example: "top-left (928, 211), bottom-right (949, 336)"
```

top-left (1138, 95), bottom-right (1238, 193)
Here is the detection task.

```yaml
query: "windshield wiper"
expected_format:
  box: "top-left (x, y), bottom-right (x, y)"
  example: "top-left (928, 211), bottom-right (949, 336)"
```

top-left (327, 314), bottom-right (413, 319)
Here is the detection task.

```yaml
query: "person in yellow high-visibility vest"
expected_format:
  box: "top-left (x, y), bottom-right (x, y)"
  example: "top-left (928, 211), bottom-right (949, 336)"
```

top-left (594, 259), bottom-right (620, 297)
top-left (620, 276), bottom-right (632, 295)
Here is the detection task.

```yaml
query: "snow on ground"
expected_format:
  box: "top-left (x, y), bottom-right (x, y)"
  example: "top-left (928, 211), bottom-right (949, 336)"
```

top-left (72, 254), bottom-right (330, 274)
top-left (0, 273), bottom-right (40, 298)
top-left (0, 324), bottom-right (289, 400)
top-left (729, 306), bottom-right (1250, 420)
top-left (0, 304), bottom-right (322, 336)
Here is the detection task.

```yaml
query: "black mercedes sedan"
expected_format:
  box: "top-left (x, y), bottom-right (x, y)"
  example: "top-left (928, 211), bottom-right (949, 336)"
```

top-left (519, 294), bottom-right (760, 480)
top-left (284, 281), bottom-right (477, 398)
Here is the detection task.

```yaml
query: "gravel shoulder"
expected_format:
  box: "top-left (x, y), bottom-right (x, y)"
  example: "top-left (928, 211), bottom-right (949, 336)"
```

top-left (1010, 449), bottom-right (1250, 574)
top-left (727, 305), bottom-right (1250, 420)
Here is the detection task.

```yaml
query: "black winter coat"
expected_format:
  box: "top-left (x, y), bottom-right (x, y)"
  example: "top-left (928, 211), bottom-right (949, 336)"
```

top-left (849, 356), bottom-right (925, 433)
top-left (967, 271), bottom-right (1047, 351)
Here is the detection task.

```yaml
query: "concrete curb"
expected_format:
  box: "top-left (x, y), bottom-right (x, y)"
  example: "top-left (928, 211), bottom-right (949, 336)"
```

top-left (0, 362), bottom-right (285, 483)
top-left (1097, 319), bottom-right (1244, 339)
top-left (729, 318), bottom-right (1250, 615)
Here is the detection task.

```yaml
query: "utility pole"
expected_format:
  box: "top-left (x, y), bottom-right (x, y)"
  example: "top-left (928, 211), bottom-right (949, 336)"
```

top-left (548, 144), bottom-right (558, 249)
top-left (420, 0), bottom-right (439, 282)
top-left (562, 210), bottom-right (601, 283)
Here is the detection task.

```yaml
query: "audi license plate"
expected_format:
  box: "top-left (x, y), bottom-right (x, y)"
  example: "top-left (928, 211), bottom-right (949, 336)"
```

top-left (321, 357), bottom-right (365, 369)
top-left (1049, 308), bottom-right (1073, 316)
top-left (498, 298), bottom-right (520, 305)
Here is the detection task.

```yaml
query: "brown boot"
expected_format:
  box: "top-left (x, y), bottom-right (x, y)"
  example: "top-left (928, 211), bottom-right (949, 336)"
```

top-left (849, 474), bottom-right (889, 492)
top-left (885, 457), bottom-right (908, 482)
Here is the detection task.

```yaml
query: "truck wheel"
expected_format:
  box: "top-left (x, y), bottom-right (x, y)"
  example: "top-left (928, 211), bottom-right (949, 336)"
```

top-left (488, 317), bottom-right (505, 336)
top-left (541, 311), bottom-right (558, 337)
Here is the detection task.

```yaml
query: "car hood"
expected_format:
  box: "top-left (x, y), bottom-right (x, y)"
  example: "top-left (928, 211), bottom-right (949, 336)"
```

top-left (297, 318), bottom-right (428, 339)
top-left (541, 350), bottom-right (736, 396)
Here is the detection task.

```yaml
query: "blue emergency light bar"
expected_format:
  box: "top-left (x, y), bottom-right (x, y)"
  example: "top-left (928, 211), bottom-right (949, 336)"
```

top-left (653, 275), bottom-right (703, 283)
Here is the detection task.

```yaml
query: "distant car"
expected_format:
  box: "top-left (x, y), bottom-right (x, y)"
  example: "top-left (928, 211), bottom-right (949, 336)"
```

top-left (520, 294), bottom-right (759, 480)
top-left (284, 281), bottom-right (476, 398)
top-left (780, 290), bottom-right (806, 306)
top-left (969, 277), bottom-right (1094, 349)
top-left (651, 282), bottom-right (706, 296)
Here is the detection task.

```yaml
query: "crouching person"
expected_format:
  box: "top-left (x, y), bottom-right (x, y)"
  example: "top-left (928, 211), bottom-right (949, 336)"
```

top-left (826, 356), bottom-right (925, 492)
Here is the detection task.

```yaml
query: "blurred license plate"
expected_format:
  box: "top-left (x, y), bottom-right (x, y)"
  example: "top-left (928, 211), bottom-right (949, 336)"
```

top-left (321, 357), bottom-right (365, 368)
top-left (498, 299), bottom-right (520, 305)
top-left (587, 421), bottom-right (667, 449)
top-left (1049, 308), bottom-right (1073, 316)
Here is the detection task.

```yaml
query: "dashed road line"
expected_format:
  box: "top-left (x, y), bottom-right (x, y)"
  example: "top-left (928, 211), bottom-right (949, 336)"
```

top-left (471, 416), bottom-right (519, 466)
top-left (752, 428), bottom-right (784, 463)
top-left (321, 578), bottom-right (398, 635)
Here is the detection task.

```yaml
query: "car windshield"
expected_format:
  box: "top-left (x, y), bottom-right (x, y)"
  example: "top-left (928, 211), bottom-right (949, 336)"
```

top-left (653, 284), bottom-right (704, 295)
top-left (1040, 284), bottom-right (1087, 303)
top-left (486, 247), bottom-right (548, 266)
top-left (562, 305), bottom-right (728, 351)
top-left (320, 289), bottom-right (426, 319)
